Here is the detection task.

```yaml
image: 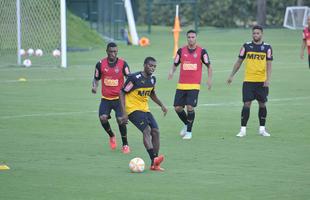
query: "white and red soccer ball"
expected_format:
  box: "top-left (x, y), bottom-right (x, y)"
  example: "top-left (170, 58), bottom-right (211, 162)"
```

top-left (129, 157), bottom-right (145, 173)
top-left (27, 48), bottom-right (34, 56)
top-left (35, 49), bottom-right (43, 56)
top-left (52, 49), bottom-right (61, 57)
top-left (23, 59), bottom-right (32, 67)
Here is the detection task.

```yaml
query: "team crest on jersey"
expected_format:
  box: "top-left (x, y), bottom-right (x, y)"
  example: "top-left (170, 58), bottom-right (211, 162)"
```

top-left (114, 67), bottom-right (119, 73)
top-left (193, 53), bottom-right (197, 58)
top-left (261, 45), bottom-right (265, 51)
top-left (104, 67), bottom-right (109, 72)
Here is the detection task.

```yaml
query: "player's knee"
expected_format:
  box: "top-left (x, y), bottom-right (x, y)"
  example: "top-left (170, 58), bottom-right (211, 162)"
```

top-left (151, 128), bottom-right (159, 136)
top-left (174, 106), bottom-right (183, 113)
top-left (258, 102), bottom-right (266, 108)
top-left (243, 102), bottom-right (251, 108)
top-left (99, 115), bottom-right (108, 123)
top-left (186, 106), bottom-right (194, 112)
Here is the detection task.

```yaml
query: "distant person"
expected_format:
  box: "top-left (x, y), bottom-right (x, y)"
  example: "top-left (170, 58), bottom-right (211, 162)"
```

top-left (227, 25), bottom-right (273, 137)
top-left (168, 30), bottom-right (213, 140)
top-left (120, 57), bottom-right (168, 171)
top-left (300, 15), bottom-right (310, 69)
top-left (92, 42), bottom-right (131, 153)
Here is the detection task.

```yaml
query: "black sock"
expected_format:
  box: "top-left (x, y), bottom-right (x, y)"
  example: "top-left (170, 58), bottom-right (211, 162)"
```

top-left (101, 121), bottom-right (114, 137)
top-left (187, 110), bottom-right (195, 132)
top-left (176, 110), bottom-right (188, 125)
top-left (259, 107), bottom-right (267, 126)
top-left (147, 149), bottom-right (155, 165)
top-left (241, 106), bottom-right (250, 126)
top-left (118, 124), bottom-right (128, 146)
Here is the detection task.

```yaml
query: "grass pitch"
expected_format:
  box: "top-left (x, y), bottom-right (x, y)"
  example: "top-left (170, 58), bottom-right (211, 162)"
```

top-left (0, 26), bottom-right (310, 200)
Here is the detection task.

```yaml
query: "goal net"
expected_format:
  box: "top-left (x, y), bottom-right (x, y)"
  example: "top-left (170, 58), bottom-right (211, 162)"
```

top-left (283, 6), bottom-right (310, 30)
top-left (0, 0), bottom-right (67, 68)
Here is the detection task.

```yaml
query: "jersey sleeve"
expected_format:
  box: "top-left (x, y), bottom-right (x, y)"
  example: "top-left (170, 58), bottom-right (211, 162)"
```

top-left (173, 48), bottom-right (182, 66)
top-left (201, 49), bottom-right (211, 65)
top-left (122, 61), bottom-right (130, 77)
top-left (94, 61), bottom-right (101, 80)
top-left (122, 74), bottom-right (135, 93)
top-left (238, 44), bottom-right (247, 60)
top-left (266, 46), bottom-right (273, 61)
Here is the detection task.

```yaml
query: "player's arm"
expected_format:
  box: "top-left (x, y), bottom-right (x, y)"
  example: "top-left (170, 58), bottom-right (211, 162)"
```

top-left (119, 76), bottom-right (135, 124)
top-left (227, 45), bottom-right (246, 85)
top-left (202, 49), bottom-right (213, 90)
top-left (168, 48), bottom-right (181, 80)
top-left (264, 47), bottom-right (273, 87)
top-left (92, 62), bottom-right (101, 94)
top-left (122, 61), bottom-right (131, 77)
top-left (150, 89), bottom-right (168, 116)
top-left (300, 31), bottom-right (306, 59)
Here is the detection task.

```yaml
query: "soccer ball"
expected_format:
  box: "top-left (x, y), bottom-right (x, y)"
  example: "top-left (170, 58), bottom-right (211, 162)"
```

top-left (129, 157), bottom-right (145, 173)
top-left (23, 59), bottom-right (32, 67)
top-left (35, 49), bottom-right (43, 56)
top-left (27, 48), bottom-right (34, 56)
top-left (52, 49), bottom-right (61, 57)
top-left (19, 49), bottom-right (26, 56)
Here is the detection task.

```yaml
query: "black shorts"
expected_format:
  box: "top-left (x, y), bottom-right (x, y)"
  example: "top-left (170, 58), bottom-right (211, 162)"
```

top-left (99, 98), bottom-right (122, 118)
top-left (128, 111), bottom-right (158, 132)
top-left (173, 89), bottom-right (199, 107)
top-left (242, 82), bottom-right (269, 103)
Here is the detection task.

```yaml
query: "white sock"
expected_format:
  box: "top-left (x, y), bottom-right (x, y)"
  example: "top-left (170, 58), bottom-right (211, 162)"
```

top-left (259, 126), bottom-right (265, 132)
top-left (240, 126), bottom-right (246, 132)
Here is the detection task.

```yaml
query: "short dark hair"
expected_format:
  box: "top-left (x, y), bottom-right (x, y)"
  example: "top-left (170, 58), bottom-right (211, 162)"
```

top-left (106, 42), bottom-right (117, 50)
top-left (252, 25), bottom-right (263, 32)
top-left (186, 29), bottom-right (197, 35)
top-left (144, 56), bottom-right (156, 65)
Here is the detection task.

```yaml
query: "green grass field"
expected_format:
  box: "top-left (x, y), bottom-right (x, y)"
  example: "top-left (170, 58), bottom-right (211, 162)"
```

top-left (1, 26), bottom-right (310, 200)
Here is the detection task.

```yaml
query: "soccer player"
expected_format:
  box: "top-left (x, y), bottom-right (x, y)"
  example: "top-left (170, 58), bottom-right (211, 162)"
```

top-left (300, 15), bottom-right (310, 69)
top-left (119, 57), bottom-right (168, 171)
top-left (168, 30), bottom-right (213, 140)
top-left (227, 25), bottom-right (273, 137)
top-left (92, 42), bottom-right (131, 153)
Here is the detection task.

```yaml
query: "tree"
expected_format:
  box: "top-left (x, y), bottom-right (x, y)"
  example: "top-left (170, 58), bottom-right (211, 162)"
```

top-left (256, 0), bottom-right (266, 26)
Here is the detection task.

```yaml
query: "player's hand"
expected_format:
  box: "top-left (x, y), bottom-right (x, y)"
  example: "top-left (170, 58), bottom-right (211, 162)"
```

top-left (207, 80), bottom-right (212, 90)
top-left (227, 76), bottom-right (233, 85)
top-left (91, 87), bottom-right (97, 94)
top-left (121, 114), bottom-right (128, 124)
top-left (263, 80), bottom-right (270, 87)
top-left (168, 72), bottom-right (173, 80)
top-left (161, 105), bottom-right (168, 116)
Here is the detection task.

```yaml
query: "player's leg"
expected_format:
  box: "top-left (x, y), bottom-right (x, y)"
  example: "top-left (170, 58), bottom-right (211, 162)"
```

top-left (183, 90), bottom-right (199, 139)
top-left (237, 82), bottom-right (254, 137)
top-left (128, 111), bottom-right (164, 171)
top-left (308, 54), bottom-right (310, 69)
top-left (256, 83), bottom-right (270, 136)
top-left (113, 99), bottom-right (130, 153)
top-left (99, 99), bottom-right (116, 149)
top-left (174, 90), bottom-right (188, 136)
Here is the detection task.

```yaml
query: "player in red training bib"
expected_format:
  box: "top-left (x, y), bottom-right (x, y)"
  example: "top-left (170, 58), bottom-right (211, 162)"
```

top-left (91, 42), bottom-right (131, 153)
top-left (300, 15), bottom-right (310, 69)
top-left (168, 30), bottom-right (213, 140)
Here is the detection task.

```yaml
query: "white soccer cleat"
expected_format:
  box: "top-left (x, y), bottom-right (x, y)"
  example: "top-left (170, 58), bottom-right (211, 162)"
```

top-left (236, 131), bottom-right (246, 137)
top-left (182, 131), bottom-right (192, 140)
top-left (179, 125), bottom-right (187, 137)
top-left (259, 129), bottom-right (270, 137)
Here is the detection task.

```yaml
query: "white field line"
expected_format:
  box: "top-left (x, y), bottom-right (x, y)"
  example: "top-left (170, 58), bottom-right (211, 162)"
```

top-left (1, 96), bottom-right (309, 120)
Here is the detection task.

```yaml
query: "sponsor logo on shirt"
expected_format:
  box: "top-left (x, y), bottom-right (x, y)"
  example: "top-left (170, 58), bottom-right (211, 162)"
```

top-left (104, 78), bottom-right (119, 86)
top-left (182, 63), bottom-right (197, 70)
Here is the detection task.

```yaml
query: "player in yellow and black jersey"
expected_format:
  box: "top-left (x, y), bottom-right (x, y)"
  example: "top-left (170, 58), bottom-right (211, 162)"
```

top-left (227, 25), bottom-right (273, 137)
top-left (119, 57), bottom-right (168, 171)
